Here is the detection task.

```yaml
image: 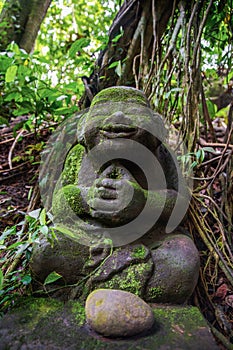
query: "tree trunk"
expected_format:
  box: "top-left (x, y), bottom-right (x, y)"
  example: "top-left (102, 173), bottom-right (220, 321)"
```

top-left (81, 0), bottom-right (175, 107)
top-left (0, 0), bottom-right (51, 53)
top-left (81, 0), bottom-right (210, 151)
top-left (98, 0), bottom-right (174, 90)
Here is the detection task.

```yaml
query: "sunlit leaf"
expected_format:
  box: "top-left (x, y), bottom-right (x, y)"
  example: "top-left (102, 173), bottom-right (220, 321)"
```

top-left (108, 60), bottom-right (120, 69)
top-left (44, 271), bottom-right (62, 285)
top-left (115, 60), bottom-right (122, 77)
top-left (5, 65), bottom-right (17, 82)
top-left (40, 225), bottom-right (49, 235)
top-left (39, 208), bottom-right (46, 226)
top-left (28, 209), bottom-right (41, 220)
top-left (69, 38), bottom-right (91, 58)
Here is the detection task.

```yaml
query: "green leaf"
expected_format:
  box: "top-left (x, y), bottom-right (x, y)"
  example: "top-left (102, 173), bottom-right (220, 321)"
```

top-left (112, 27), bottom-right (124, 43)
top-left (28, 208), bottom-right (41, 220)
top-left (202, 147), bottom-right (216, 154)
top-left (21, 275), bottom-right (32, 285)
top-left (44, 271), bottom-right (62, 285)
top-left (115, 60), bottom-right (122, 77)
top-left (0, 269), bottom-right (3, 290)
top-left (206, 100), bottom-right (217, 119)
top-left (7, 42), bottom-right (21, 55)
top-left (4, 91), bottom-right (23, 102)
top-left (191, 161), bottom-right (198, 169)
top-left (5, 65), bottom-right (18, 83)
top-left (0, 56), bottom-right (13, 73)
top-left (69, 38), bottom-right (91, 58)
top-left (196, 149), bottom-right (205, 163)
top-left (108, 61), bottom-right (120, 69)
top-left (6, 241), bottom-right (24, 250)
top-left (39, 208), bottom-right (46, 226)
top-left (112, 33), bottom-right (122, 43)
top-left (13, 107), bottom-right (32, 116)
top-left (40, 225), bottom-right (49, 235)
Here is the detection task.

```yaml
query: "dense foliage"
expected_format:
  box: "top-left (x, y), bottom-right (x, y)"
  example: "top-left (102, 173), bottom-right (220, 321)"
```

top-left (0, 0), bottom-right (232, 348)
top-left (0, 0), bottom-right (119, 313)
top-left (0, 0), bottom-right (119, 129)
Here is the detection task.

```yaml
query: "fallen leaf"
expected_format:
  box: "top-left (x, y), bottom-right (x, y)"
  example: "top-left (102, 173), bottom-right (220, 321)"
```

top-left (214, 284), bottom-right (229, 300)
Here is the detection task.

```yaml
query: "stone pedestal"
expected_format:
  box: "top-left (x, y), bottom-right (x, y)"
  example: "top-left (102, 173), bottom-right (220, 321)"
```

top-left (0, 297), bottom-right (219, 350)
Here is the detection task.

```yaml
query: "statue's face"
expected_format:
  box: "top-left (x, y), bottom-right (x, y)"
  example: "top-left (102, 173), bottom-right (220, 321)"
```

top-left (79, 101), bottom-right (164, 151)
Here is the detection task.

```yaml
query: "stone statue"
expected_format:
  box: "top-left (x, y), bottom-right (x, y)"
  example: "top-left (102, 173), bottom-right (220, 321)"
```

top-left (31, 86), bottom-right (199, 304)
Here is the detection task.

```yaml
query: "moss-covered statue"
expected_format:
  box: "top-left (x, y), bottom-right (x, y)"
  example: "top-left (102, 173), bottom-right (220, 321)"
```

top-left (31, 86), bottom-right (200, 304)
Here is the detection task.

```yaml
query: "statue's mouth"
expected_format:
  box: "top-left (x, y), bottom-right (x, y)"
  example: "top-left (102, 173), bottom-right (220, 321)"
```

top-left (101, 124), bottom-right (137, 138)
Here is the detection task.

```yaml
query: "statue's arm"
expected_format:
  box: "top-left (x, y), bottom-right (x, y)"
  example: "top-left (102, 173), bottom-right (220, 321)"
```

top-left (144, 188), bottom-right (180, 222)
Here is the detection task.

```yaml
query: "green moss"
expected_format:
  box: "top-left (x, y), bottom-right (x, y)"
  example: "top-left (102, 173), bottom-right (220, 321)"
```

top-left (147, 190), bottom-right (166, 208)
top-left (71, 301), bottom-right (86, 326)
top-left (147, 286), bottom-right (163, 299)
top-left (52, 184), bottom-right (84, 217)
top-left (131, 245), bottom-right (147, 259)
top-left (61, 144), bottom-right (85, 185)
top-left (20, 297), bottom-right (62, 330)
top-left (1, 297), bottom-right (215, 350)
top-left (105, 166), bottom-right (123, 179)
top-left (102, 262), bottom-right (151, 296)
top-left (152, 306), bottom-right (205, 335)
top-left (90, 86), bottom-right (149, 109)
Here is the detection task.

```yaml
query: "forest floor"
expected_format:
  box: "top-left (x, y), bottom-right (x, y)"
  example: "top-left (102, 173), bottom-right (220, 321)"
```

top-left (0, 115), bottom-right (232, 350)
top-left (0, 118), bottom-right (51, 231)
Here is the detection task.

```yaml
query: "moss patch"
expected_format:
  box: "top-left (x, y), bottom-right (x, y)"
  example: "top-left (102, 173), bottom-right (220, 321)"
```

top-left (52, 184), bottom-right (84, 217)
top-left (0, 298), bottom-right (218, 350)
top-left (61, 144), bottom-right (85, 185)
top-left (101, 261), bottom-right (152, 297)
top-left (147, 287), bottom-right (163, 299)
top-left (90, 86), bottom-right (149, 108)
top-left (131, 245), bottom-right (147, 259)
top-left (71, 301), bottom-right (86, 326)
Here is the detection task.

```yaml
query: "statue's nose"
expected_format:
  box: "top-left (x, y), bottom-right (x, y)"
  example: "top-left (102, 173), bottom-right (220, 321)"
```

top-left (105, 111), bottom-right (131, 125)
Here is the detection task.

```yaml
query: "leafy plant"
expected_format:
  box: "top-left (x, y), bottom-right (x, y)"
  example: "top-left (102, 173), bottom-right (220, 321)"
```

top-left (0, 208), bottom-right (56, 314)
top-left (0, 42), bottom-right (80, 130)
top-left (179, 146), bottom-right (216, 173)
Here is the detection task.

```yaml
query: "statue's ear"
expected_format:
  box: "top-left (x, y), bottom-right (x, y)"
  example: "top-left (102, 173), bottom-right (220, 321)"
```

top-left (76, 111), bottom-right (89, 146)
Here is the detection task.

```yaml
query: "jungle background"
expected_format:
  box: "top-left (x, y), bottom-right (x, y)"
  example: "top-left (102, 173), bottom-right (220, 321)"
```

top-left (0, 0), bottom-right (232, 348)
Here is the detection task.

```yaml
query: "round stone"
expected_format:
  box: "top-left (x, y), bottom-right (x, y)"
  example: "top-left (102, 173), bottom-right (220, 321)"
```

top-left (85, 289), bottom-right (154, 337)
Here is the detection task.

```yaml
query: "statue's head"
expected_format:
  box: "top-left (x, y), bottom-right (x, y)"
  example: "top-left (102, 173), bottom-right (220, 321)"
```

top-left (77, 86), bottom-right (166, 151)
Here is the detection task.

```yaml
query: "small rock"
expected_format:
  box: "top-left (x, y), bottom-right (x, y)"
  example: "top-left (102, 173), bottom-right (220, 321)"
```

top-left (85, 289), bottom-right (154, 337)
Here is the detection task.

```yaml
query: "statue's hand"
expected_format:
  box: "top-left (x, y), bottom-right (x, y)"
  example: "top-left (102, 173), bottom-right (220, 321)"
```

top-left (87, 177), bottom-right (146, 224)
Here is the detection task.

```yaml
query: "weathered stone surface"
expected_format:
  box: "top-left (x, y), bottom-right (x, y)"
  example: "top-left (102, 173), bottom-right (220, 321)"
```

top-left (146, 234), bottom-right (200, 303)
top-left (34, 86), bottom-right (200, 304)
top-left (83, 244), bottom-right (153, 299)
top-left (0, 297), bottom-right (220, 350)
top-left (30, 234), bottom-right (89, 284)
top-left (85, 289), bottom-right (155, 337)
